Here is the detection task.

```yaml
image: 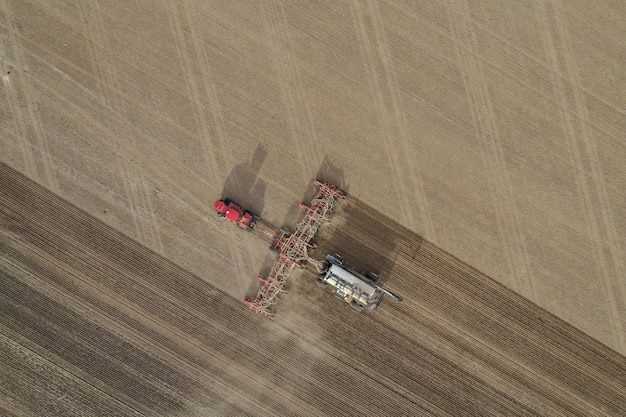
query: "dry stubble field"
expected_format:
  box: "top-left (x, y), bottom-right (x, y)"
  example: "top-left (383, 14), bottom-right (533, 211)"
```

top-left (1, 0), bottom-right (626, 416)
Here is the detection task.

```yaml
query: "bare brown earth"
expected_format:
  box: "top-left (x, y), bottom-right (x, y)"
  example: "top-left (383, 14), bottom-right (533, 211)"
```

top-left (1, 0), bottom-right (626, 415)
top-left (2, 164), bottom-right (626, 416)
top-left (1, 0), bottom-right (624, 355)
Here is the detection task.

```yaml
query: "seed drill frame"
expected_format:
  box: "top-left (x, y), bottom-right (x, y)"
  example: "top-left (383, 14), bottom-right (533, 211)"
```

top-left (242, 180), bottom-right (344, 316)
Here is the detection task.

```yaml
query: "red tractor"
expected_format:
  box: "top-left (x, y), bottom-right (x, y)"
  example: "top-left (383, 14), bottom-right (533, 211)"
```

top-left (213, 199), bottom-right (258, 231)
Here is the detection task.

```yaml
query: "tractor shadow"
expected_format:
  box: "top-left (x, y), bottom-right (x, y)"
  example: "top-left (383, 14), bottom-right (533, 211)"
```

top-left (221, 143), bottom-right (267, 216)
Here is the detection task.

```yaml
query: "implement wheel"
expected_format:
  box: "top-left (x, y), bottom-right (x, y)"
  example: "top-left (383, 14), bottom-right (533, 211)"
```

top-left (279, 226), bottom-right (291, 236)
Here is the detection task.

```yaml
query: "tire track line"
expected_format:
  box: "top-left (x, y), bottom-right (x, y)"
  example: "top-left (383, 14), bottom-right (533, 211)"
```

top-left (366, 0), bottom-right (436, 239)
top-left (325, 199), bottom-right (626, 414)
top-left (467, 14), bottom-right (624, 142)
top-left (551, 0), bottom-right (626, 353)
top-left (375, 299), bottom-right (591, 416)
top-left (76, 1), bottom-right (121, 112)
top-left (2, 1), bottom-right (61, 193)
top-left (121, 147), bottom-right (164, 253)
top-left (56, 151), bottom-right (226, 261)
top-left (1, 169), bottom-right (373, 416)
top-left (337, 199), bottom-right (625, 376)
top-left (14, 11), bottom-right (203, 171)
top-left (447, 0), bottom-right (535, 300)
top-left (21, 56), bottom-right (212, 214)
top-left (384, 0), bottom-right (623, 146)
top-left (0, 251), bottom-right (268, 417)
top-left (539, 1), bottom-right (625, 352)
top-left (0, 0), bottom-right (40, 179)
top-left (187, 3), bottom-right (316, 189)
top-left (263, 0), bottom-right (317, 186)
top-left (2, 219), bottom-right (353, 417)
top-left (286, 279), bottom-right (539, 416)
top-left (2, 159), bottom-right (232, 287)
top-left (165, 1), bottom-right (224, 182)
top-left (138, 175), bottom-right (165, 254)
top-left (180, 0), bottom-right (235, 181)
top-left (348, 1), bottom-right (422, 233)
top-left (1, 210), bottom-right (300, 415)
top-left (117, 159), bottom-right (148, 246)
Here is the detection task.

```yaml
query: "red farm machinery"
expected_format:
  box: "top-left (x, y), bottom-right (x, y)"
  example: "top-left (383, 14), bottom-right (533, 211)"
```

top-left (214, 179), bottom-right (402, 316)
top-left (213, 199), bottom-right (258, 231)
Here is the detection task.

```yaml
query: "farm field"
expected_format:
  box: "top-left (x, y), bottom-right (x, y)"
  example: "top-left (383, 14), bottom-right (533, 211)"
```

top-left (2, 0), bottom-right (626, 415)
top-left (3, 163), bottom-right (626, 416)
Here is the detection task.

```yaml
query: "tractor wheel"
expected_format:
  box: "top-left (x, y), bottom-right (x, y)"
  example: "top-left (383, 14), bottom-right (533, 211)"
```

top-left (279, 226), bottom-right (291, 236)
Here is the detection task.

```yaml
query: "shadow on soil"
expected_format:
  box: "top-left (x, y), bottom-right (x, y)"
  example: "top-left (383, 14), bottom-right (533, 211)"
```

top-left (317, 198), bottom-right (401, 282)
top-left (221, 143), bottom-right (267, 215)
top-left (280, 155), bottom-right (350, 229)
top-left (248, 156), bottom-right (350, 301)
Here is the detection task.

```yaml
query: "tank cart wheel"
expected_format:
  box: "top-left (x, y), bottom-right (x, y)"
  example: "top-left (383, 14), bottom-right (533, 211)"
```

top-left (327, 253), bottom-right (343, 265)
top-left (350, 300), bottom-right (363, 311)
top-left (279, 226), bottom-right (291, 236)
top-left (316, 278), bottom-right (328, 288)
top-left (370, 293), bottom-right (384, 309)
top-left (366, 272), bottom-right (380, 283)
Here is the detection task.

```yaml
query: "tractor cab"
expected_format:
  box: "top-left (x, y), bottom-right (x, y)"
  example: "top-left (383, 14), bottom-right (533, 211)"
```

top-left (213, 199), bottom-right (242, 222)
top-left (214, 199), bottom-right (258, 231)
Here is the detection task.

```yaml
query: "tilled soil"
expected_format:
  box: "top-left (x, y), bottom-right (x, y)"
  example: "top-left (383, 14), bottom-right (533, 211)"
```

top-left (2, 163), bottom-right (625, 416)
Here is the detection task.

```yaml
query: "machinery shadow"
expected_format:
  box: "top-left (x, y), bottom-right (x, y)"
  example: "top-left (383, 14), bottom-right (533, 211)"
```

top-left (315, 197), bottom-right (401, 284)
top-left (301, 156), bottom-right (401, 282)
top-left (280, 155), bottom-right (350, 229)
top-left (221, 143), bottom-right (267, 215)
top-left (314, 155), bottom-right (349, 195)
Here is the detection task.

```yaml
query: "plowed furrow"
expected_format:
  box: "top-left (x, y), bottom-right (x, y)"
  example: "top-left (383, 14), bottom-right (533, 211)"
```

top-left (2, 162), bottom-right (625, 416)
top-left (309, 197), bottom-right (626, 415)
